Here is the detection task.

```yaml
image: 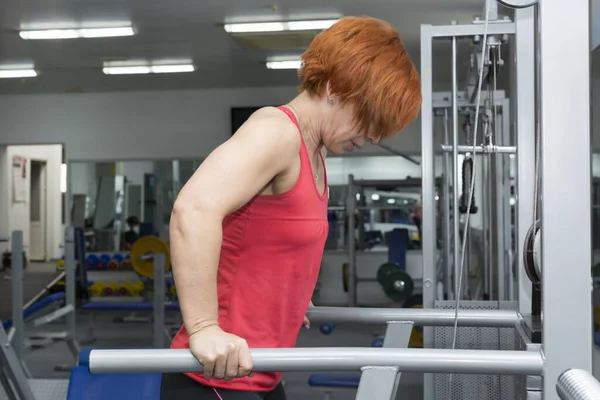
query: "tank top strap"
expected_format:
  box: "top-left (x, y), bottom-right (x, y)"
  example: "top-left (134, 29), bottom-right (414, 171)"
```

top-left (277, 106), bottom-right (303, 141)
top-left (276, 105), bottom-right (312, 167)
top-left (277, 105), bottom-right (328, 200)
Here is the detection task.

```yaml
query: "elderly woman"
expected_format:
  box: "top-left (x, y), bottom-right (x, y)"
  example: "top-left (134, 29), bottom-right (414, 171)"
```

top-left (161, 15), bottom-right (422, 400)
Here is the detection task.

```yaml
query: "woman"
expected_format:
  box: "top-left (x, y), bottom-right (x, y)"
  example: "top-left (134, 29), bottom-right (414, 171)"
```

top-left (161, 15), bottom-right (421, 400)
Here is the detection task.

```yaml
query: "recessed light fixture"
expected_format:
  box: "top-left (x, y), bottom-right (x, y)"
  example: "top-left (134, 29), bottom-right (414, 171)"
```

top-left (224, 19), bottom-right (338, 34)
top-left (102, 60), bottom-right (195, 75)
top-left (265, 56), bottom-right (302, 70)
top-left (0, 69), bottom-right (37, 78)
top-left (20, 26), bottom-right (135, 40)
top-left (266, 60), bottom-right (302, 70)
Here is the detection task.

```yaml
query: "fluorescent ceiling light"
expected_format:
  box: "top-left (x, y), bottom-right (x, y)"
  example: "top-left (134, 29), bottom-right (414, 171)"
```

top-left (266, 55), bottom-right (302, 70)
top-left (0, 69), bottom-right (37, 78)
top-left (102, 64), bottom-right (195, 75)
top-left (266, 60), bottom-right (302, 70)
top-left (20, 26), bottom-right (135, 40)
top-left (224, 19), bottom-right (338, 33)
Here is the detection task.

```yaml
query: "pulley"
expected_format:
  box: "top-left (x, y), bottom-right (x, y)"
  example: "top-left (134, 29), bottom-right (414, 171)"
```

top-left (496, 0), bottom-right (538, 8)
top-left (523, 220), bottom-right (541, 285)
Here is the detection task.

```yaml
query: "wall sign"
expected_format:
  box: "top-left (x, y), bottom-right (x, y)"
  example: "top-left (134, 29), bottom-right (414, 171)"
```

top-left (12, 155), bottom-right (27, 203)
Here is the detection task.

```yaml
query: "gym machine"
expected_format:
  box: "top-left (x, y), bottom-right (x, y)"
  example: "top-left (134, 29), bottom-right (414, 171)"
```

top-left (6, 229), bottom-right (80, 373)
top-left (420, 0), bottom-right (593, 399)
top-left (66, 0), bottom-right (597, 399)
top-left (0, 232), bottom-right (70, 400)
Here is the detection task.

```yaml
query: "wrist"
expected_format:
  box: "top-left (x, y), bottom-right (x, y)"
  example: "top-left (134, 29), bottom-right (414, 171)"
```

top-left (187, 321), bottom-right (219, 337)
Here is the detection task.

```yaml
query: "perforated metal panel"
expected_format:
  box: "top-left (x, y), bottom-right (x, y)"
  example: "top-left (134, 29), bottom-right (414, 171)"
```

top-left (0, 379), bottom-right (69, 400)
top-left (434, 300), bottom-right (518, 400)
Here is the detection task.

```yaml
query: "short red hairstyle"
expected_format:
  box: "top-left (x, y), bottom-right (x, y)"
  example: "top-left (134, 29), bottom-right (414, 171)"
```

top-left (299, 16), bottom-right (422, 140)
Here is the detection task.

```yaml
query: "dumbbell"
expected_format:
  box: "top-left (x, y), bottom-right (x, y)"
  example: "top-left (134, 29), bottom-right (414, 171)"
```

top-left (108, 254), bottom-right (124, 270)
top-left (120, 254), bottom-right (132, 270)
top-left (319, 323), bottom-right (336, 335)
top-left (372, 336), bottom-right (384, 347)
top-left (102, 281), bottom-right (119, 296)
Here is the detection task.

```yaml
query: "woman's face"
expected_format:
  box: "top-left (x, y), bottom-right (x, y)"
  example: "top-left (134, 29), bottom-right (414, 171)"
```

top-left (322, 101), bottom-right (376, 155)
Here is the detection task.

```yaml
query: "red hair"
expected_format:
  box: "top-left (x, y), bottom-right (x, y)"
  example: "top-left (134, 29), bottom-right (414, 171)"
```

top-left (299, 16), bottom-right (422, 140)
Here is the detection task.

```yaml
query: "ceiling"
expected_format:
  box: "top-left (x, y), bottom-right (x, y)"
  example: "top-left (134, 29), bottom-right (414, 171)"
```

top-left (0, 0), bottom-right (509, 94)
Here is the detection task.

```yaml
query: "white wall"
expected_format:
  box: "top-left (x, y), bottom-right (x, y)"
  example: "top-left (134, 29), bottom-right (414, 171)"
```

top-left (1, 80), bottom-right (600, 163)
top-left (122, 161), bottom-right (155, 187)
top-left (2, 145), bottom-right (63, 259)
top-left (0, 87), bottom-right (423, 162)
top-left (70, 162), bottom-right (96, 195)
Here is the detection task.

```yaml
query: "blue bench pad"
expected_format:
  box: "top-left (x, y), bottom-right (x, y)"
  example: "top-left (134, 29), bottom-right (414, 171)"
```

top-left (3, 292), bottom-right (66, 329)
top-left (308, 374), bottom-right (360, 388)
top-left (67, 366), bottom-right (161, 400)
top-left (81, 302), bottom-right (180, 311)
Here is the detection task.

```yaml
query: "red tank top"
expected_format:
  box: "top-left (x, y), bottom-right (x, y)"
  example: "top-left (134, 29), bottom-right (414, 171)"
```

top-left (170, 106), bottom-right (329, 392)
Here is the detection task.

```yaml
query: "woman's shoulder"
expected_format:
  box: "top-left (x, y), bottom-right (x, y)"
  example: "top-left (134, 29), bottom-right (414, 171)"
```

top-left (242, 106), bottom-right (302, 147)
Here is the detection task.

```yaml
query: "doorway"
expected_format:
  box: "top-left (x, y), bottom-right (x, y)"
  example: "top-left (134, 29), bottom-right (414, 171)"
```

top-left (29, 160), bottom-right (47, 261)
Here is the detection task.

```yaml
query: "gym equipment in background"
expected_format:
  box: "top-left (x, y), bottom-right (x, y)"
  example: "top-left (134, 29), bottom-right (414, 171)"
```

top-left (342, 228), bottom-right (415, 304)
top-left (376, 262), bottom-right (414, 303)
top-left (1, 249), bottom-right (27, 272)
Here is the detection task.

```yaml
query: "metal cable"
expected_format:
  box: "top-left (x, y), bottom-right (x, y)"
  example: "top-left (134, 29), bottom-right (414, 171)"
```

top-left (446, 1), bottom-right (491, 397)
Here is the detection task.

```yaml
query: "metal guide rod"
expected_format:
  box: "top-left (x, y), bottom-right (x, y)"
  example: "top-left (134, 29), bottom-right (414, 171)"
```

top-left (11, 231), bottom-right (24, 362)
top-left (495, 107), bottom-right (507, 300)
top-left (347, 174), bottom-right (357, 307)
top-left (501, 99), bottom-right (512, 300)
top-left (305, 307), bottom-right (520, 327)
top-left (88, 347), bottom-right (544, 375)
top-left (515, 6), bottom-right (535, 313)
top-left (65, 227), bottom-right (77, 342)
top-left (483, 152), bottom-right (491, 298)
top-left (556, 369), bottom-right (600, 400)
top-left (440, 145), bottom-right (516, 154)
top-left (451, 35), bottom-right (460, 299)
top-left (420, 23), bottom-right (436, 400)
top-left (442, 109), bottom-right (453, 300)
top-left (153, 253), bottom-right (166, 348)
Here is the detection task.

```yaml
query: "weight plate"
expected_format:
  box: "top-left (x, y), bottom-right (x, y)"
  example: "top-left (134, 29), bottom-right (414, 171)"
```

top-left (380, 269), bottom-right (414, 303)
top-left (497, 0), bottom-right (538, 8)
top-left (130, 236), bottom-right (171, 278)
top-left (377, 262), bottom-right (400, 284)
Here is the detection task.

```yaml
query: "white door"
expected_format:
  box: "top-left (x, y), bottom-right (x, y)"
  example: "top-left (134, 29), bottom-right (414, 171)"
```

top-left (29, 160), bottom-right (47, 261)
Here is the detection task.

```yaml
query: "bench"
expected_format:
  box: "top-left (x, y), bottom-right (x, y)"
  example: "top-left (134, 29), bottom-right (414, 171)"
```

top-left (2, 292), bottom-right (65, 330)
top-left (66, 349), bottom-right (161, 400)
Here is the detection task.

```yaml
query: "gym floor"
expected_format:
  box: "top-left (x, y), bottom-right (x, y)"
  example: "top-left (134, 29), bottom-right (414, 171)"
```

top-left (1, 264), bottom-right (423, 400)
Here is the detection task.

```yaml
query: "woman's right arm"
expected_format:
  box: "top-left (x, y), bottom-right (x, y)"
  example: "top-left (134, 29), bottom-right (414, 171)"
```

top-left (169, 112), bottom-right (298, 379)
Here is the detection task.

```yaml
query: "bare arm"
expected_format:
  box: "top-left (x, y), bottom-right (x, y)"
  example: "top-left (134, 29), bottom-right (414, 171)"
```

top-left (170, 112), bottom-right (298, 336)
